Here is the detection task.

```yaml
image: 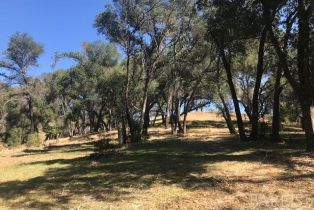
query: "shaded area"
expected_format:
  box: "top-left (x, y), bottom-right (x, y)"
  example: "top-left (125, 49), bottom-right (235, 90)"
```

top-left (13, 141), bottom-right (96, 158)
top-left (0, 134), bottom-right (313, 209)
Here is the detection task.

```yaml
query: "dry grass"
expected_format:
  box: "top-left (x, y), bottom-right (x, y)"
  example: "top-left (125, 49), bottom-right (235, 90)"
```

top-left (0, 112), bottom-right (313, 210)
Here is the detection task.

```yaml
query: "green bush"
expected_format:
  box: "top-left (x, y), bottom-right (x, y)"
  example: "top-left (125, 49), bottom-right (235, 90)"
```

top-left (8, 128), bottom-right (24, 147)
top-left (26, 132), bottom-right (42, 147)
top-left (45, 127), bottom-right (63, 140)
top-left (0, 132), bottom-right (9, 143)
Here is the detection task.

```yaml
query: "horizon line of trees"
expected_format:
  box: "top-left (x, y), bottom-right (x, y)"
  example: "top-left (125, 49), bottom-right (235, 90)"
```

top-left (0, 0), bottom-right (313, 152)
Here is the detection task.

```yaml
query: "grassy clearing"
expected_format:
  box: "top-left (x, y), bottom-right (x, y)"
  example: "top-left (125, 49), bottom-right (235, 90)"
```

top-left (0, 113), bottom-right (313, 210)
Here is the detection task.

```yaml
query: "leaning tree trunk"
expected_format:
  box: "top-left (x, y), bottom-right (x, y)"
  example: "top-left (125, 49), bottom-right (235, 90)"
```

top-left (219, 46), bottom-right (248, 141)
top-left (219, 92), bottom-right (237, 135)
top-left (152, 110), bottom-right (159, 126)
top-left (271, 66), bottom-right (283, 142)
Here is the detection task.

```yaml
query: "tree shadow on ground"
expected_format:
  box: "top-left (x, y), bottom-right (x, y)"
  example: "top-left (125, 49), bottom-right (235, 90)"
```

top-left (188, 120), bottom-right (228, 128)
top-left (12, 141), bottom-right (96, 158)
top-left (0, 135), bottom-right (312, 209)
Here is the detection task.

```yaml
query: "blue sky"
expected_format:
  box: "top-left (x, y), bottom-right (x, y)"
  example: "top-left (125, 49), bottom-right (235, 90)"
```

top-left (0, 0), bottom-right (112, 77)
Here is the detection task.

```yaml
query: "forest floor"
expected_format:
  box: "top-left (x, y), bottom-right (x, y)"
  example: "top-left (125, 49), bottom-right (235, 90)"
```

top-left (0, 112), bottom-right (313, 210)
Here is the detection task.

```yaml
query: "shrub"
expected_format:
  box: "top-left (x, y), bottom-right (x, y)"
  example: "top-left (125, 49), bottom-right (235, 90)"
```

top-left (7, 127), bottom-right (24, 147)
top-left (45, 127), bottom-right (63, 140)
top-left (0, 132), bottom-right (9, 143)
top-left (26, 132), bottom-right (42, 147)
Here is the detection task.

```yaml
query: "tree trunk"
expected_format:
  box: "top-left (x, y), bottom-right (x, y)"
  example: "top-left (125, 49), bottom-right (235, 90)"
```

top-left (297, 0), bottom-right (313, 152)
top-left (161, 112), bottom-right (166, 126)
top-left (271, 66), bottom-right (283, 142)
top-left (118, 124), bottom-right (124, 145)
top-left (152, 110), bottom-right (159, 126)
top-left (171, 96), bottom-right (178, 135)
top-left (118, 120), bottom-right (128, 145)
top-left (267, 1), bottom-right (313, 151)
top-left (251, 27), bottom-right (267, 140)
top-left (301, 103), bottom-right (314, 152)
top-left (108, 109), bottom-right (112, 131)
top-left (124, 52), bottom-right (136, 142)
top-left (175, 98), bottom-right (183, 133)
top-left (139, 74), bottom-right (150, 140)
top-left (182, 112), bottom-right (188, 135)
top-left (28, 96), bottom-right (37, 132)
top-left (68, 121), bottom-right (75, 138)
top-left (311, 106), bottom-right (314, 132)
top-left (89, 112), bottom-right (96, 133)
top-left (170, 96), bottom-right (181, 135)
top-left (165, 96), bottom-right (172, 129)
top-left (219, 93), bottom-right (237, 134)
top-left (219, 46), bottom-right (248, 141)
top-left (95, 108), bottom-right (105, 133)
top-left (142, 101), bottom-right (151, 138)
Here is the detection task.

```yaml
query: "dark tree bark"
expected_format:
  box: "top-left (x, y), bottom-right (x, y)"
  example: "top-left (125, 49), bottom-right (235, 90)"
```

top-left (139, 73), bottom-right (150, 139)
top-left (165, 96), bottom-right (172, 129)
top-left (124, 50), bottom-right (137, 142)
top-left (94, 104), bottom-right (106, 133)
top-left (170, 96), bottom-right (177, 135)
top-left (152, 110), bottom-right (159, 126)
top-left (271, 66), bottom-right (283, 142)
top-left (297, 0), bottom-right (314, 152)
top-left (118, 120), bottom-right (128, 145)
top-left (268, 0), bottom-right (314, 151)
top-left (28, 96), bottom-right (37, 132)
top-left (301, 103), bottom-right (314, 152)
top-left (219, 92), bottom-right (237, 135)
top-left (171, 96), bottom-right (182, 135)
top-left (251, 27), bottom-right (268, 140)
top-left (161, 112), bottom-right (166, 125)
top-left (218, 45), bottom-right (248, 141)
top-left (142, 101), bottom-right (153, 138)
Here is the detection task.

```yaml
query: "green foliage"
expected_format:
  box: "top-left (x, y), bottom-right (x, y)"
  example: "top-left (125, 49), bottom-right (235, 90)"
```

top-left (45, 127), bottom-right (63, 140)
top-left (0, 32), bottom-right (44, 84)
top-left (26, 132), bottom-right (42, 148)
top-left (0, 133), bottom-right (9, 143)
top-left (7, 127), bottom-right (24, 147)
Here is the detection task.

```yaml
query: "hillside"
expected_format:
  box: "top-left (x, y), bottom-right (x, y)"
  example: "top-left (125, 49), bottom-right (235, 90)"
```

top-left (0, 112), bottom-right (313, 210)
